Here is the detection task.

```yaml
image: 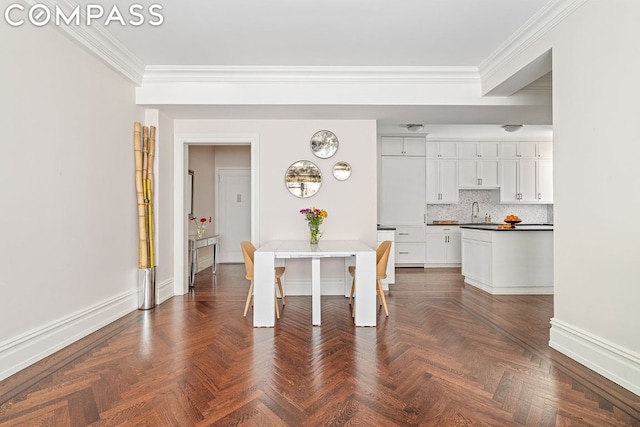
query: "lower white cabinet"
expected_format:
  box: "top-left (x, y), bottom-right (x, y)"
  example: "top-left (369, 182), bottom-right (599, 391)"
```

top-left (393, 226), bottom-right (426, 266)
top-left (426, 226), bottom-right (461, 266)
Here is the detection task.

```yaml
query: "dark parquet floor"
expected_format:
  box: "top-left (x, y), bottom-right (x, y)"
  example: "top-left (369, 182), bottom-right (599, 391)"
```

top-left (0, 265), bottom-right (638, 426)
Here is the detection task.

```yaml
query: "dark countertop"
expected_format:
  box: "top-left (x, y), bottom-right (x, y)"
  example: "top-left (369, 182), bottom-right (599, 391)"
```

top-left (377, 226), bottom-right (397, 231)
top-left (460, 224), bottom-right (553, 231)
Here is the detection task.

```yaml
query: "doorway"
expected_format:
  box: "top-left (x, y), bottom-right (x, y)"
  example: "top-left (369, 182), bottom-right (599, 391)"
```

top-left (173, 134), bottom-right (260, 296)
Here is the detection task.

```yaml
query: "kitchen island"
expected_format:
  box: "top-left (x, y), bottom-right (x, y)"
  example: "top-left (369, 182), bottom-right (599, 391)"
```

top-left (460, 224), bottom-right (553, 295)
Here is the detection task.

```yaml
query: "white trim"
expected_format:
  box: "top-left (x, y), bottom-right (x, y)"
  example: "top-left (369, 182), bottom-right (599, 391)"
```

top-left (26, 0), bottom-right (145, 84)
top-left (143, 65), bottom-right (480, 85)
top-left (173, 134), bottom-right (260, 296)
top-left (0, 290), bottom-right (136, 381)
top-left (550, 318), bottom-right (640, 396)
top-left (479, 0), bottom-right (589, 81)
top-left (157, 278), bottom-right (174, 305)
top-left (464, 278), bottom-right (553, 295)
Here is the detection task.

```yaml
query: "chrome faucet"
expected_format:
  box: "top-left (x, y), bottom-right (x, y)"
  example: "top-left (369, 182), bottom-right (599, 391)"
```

top-left (471, 201), bottom-right (479, 223)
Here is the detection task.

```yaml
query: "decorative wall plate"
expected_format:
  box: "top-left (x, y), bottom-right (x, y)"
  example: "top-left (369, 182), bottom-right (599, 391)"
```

top-left (285, 160), bottom-right (322, 198)
top-left (332, 161), bottom-right (352, 181)
top-left (310, 130), bottom-right (339, 159)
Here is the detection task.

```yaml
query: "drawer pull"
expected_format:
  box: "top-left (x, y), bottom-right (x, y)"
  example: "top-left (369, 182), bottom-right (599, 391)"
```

top-left (399, 251), bottom-right (409, 254)
top-left (398, 233), bottom-right (409, 235)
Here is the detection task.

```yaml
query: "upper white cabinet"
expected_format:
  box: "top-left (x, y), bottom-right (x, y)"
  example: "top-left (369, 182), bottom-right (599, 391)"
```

top-left (459, 159), bottom-right (500, 189)
top-left (500, 159), bottom-right (553, 203)
top-left (457, 142), bottom-right (500, 159)
top-left (501, 141), bottom-right (552, 159)
top-left (426, 159), bottom-right (458, 204)
top-left (426, 142), bottom-right (457, 159)
top-left (380, 156), bottom-right (426, 224)
top-left (381, 136), bottom-right (426, 156)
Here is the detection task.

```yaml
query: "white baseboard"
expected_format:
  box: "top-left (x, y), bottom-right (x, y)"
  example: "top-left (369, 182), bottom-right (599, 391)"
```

top-left (464, 277), bottom-right (553, 295)
top-left (0, 290), bottom-right (138, 382)
top-left (425, 263), bottom-right (461, 269)
top-left (550, 317), bottom-right (640, 396)
top-left (157, 278), bottom-right (174, 305)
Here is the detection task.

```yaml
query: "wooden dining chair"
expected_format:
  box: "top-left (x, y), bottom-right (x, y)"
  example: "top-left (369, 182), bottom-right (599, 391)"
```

top-left (348, 240), bottom-right (392, 317)
top-left (240, 241), bottom-right (286, 318)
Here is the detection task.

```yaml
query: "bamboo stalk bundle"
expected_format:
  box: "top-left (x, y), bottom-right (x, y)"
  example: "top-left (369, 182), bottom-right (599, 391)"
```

top-left (133, 123), bottom-right (157, 269)
top-left (133, 122), bottom-right (148, 268)
top-left (146, 126), bottom-right (156, 267)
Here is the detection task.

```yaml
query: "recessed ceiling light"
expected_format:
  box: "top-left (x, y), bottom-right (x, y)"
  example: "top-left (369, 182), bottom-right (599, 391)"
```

top-left (502, 124), bottom-right (524, 132)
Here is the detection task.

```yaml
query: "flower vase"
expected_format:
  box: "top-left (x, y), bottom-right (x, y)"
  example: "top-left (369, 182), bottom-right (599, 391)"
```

top-left (309, 224), bottom-right (321, 244)
top-left (197, 224), bottom-right (205, 238)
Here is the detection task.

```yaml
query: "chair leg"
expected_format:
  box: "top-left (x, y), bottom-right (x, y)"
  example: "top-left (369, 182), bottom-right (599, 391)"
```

top-left (348, 276), bottom-right (355, 306)
top-left (274, 295), bottom-right (280, 319)
top-left (276, 276), bottom-right (285, 306)
top-left (243, 281), bottom-right (254, 317)
top-left (377, 279), bottom-right (389, 317)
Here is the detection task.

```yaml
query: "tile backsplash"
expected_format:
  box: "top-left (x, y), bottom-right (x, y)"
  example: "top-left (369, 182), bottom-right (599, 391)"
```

top-left (427, 190), bottom-right (553, 224)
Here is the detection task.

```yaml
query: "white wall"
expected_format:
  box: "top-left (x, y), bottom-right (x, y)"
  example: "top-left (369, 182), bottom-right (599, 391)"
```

top-left (487, 0), bottom-right (640, 394)
top-left (155, 111), bottom-right (175, 301)
top-left (175, 119), bottom-right (378, 293)
top-left (0, 20), bottom-right (142, 379)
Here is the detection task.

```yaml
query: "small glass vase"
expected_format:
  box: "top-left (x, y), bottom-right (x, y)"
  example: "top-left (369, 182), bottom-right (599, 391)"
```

top-left (197, 224), bottom-right (205, 238)
top-left (309, 224), bottom-right (321, 244)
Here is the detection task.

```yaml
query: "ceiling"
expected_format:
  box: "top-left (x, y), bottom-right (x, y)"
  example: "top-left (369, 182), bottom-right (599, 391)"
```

top-left (77, 0), bottom-right (554, 130)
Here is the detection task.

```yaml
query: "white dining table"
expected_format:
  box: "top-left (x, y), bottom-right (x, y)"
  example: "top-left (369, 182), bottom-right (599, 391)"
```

top-left (254, 240), bottom-right (377, 327)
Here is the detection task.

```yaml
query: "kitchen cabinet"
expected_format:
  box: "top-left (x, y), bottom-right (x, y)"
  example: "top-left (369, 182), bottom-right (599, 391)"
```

top-left (457, 142), bottom-right (500, 159)
top-left (459, 159), bottom-right (500, 189)
top-left (501, 141), bottom-right (552, 159)
top-left (394, 226), bottom-right (426, 266)
top-left (381, 136), bottom-right (426, 156)
top-left (426, 226), bottom-right (461, 266)
top-left (426, 142), bottom-right (457, 159)
top-left (461, 226), bottom-right (553, 295)
top-left (379, 156), bottom-right (426, 224)
top-left (426, 159), bottom-right (458, 204)
top-left (500, 159), bottom-right (553, 203)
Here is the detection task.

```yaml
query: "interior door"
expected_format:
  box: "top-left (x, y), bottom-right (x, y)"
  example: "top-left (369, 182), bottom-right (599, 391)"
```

top-left (219, 168), bottom-right (251, 263)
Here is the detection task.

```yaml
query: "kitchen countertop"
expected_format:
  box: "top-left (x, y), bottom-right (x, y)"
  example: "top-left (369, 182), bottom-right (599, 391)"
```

top-left (377, 226), bottom-right (397, 231)
top-left (460, 224), bottom-right (553, 231)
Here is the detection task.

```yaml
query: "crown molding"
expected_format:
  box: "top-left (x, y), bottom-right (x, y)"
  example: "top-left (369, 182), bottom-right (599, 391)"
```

top-left (26, 0), bottom-right (145, 84)
top-left (142, 65), bottom-right (480, 85)
top-left (479, 0), bottom-right (589, 81)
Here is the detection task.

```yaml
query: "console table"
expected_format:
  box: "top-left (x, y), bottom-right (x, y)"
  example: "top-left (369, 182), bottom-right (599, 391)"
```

top-left (189, 235), bottom-right (218, 288)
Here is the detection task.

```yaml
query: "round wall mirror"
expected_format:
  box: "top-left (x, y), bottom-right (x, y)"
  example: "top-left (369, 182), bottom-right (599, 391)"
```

top-left (285, 160), bottom-right (322, 198)
top-left (310, 130), bottom-right (339, 159)
top-left (332, 161), bottom-right (352, 181)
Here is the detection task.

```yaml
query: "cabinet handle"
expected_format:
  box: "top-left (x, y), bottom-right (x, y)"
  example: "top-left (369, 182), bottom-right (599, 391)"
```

top-left (424, 214), bottom-right (426, 224)
top-left (538, 193), bottom-right (542, 199)
top-left (480, 178), bottom-right (483, 185)
top-left (398, 233), bottom-right (409, 235)
top-left (399, 251), bottom-right (409, 254)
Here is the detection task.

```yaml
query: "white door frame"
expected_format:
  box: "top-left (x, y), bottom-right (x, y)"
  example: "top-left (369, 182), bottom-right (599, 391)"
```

top-left (173, 134), bottom-right (260, 296)
top-left (217, 167), bottom-right (251, 263)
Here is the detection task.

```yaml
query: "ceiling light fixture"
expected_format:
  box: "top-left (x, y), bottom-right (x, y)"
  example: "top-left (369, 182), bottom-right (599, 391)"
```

top-left (502, 124), bottom-right (524, 132)
top-left (406, 124), bottom-right (424, 132)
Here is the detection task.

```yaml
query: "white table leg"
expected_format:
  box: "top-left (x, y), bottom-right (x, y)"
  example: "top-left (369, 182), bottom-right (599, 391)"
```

top-left (254, 251), bottom-right (276, 327)
top-left (354, 250), bottom-right (376, 327)
top-left (312, 257), bottom-right (321, 325)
